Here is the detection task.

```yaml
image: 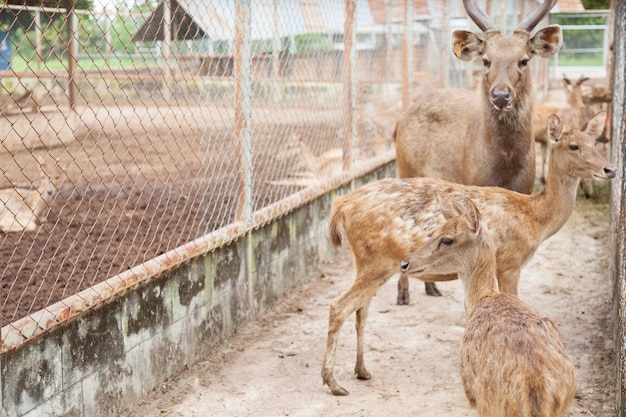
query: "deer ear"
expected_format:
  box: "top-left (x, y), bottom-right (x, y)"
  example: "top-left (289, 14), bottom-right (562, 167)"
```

top-left (547, 114), bottom-right (563, 143)
top-left (529, 25), bottom-right (562, 58)
top-left (584, 111), bottom-right (606, 139)
top-left (437, 191), bottom-right (464, 220)
top-left (464, 199), bottom-right (487, 237)
top-left (451, 30), bottom-right (485, 62)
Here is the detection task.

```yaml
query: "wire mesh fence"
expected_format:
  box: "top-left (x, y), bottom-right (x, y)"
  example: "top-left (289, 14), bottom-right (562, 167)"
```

top-left (0, 0), bottom-right (557, 335)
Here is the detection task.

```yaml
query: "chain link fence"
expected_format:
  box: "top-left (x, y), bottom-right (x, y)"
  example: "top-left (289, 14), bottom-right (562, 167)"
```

top-left (0, 0), bottom-right (549, 337)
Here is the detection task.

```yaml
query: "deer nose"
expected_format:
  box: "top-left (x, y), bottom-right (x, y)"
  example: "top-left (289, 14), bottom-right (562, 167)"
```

top-left (604, 165), bottom-right (617, 179)
top-left (490, 89), bottom-right (511, 108)
top-left (400, 260), bottom-right (409, 273)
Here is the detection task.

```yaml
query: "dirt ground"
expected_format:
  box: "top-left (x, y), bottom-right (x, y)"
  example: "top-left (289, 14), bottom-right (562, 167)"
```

top-left (126, 190), bottom-right (616, 417)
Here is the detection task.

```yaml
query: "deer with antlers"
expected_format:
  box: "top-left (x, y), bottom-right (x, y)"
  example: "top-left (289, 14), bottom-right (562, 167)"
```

top-left (394, 0), bottom-right (562, 301)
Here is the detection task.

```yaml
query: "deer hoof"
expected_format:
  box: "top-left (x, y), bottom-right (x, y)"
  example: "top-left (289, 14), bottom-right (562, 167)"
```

top-left (324, 377), bottom-right (350, 396)
top-left (425, 282), bottom-right (442, 297)
top-left (355, 366), bottom-right (372, 381)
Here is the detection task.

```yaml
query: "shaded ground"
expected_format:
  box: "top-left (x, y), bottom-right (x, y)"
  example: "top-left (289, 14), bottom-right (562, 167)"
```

top-left (126, 190), bottom-right (616, 417)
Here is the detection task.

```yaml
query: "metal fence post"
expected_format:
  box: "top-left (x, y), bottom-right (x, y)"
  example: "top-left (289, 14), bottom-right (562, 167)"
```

top-left (68, 3), bottom-right (78, 111)
top-left (402, 0), bottom-right (413, 110)
top-left (342, 0), bottom-right (356, 174)
top-left (612, 0), bottom-right (626, 414)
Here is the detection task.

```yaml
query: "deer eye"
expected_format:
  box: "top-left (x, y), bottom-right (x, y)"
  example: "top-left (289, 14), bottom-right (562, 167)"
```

top-left (518, 58), bottom-right (529, 68)
top-left (482, 59), bottom-right (491, 69)
top-left (569, 144), bottom-right (580, 151)
top-left (440, 237), bottom-right (454, 247)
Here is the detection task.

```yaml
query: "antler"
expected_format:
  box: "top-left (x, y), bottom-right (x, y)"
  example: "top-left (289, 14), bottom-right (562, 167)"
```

top-left (462, 0), bottom-right (497, 32)
top-left (517, 0), bottom-right (557, 33)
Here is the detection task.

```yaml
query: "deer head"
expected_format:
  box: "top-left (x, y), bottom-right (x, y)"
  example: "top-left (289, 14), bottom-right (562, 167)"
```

top-left (399, 192), bottom-right (488, 279)
top-left (547, 112), bottom-right (616, 181)
top-left (562, 74), bottom-right (589, 108)
top-left (452, 0), bottom-right (562, 112)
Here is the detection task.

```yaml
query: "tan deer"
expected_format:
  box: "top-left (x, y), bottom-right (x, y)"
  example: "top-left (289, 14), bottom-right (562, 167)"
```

top-left (395, 0), bottom-right (562, 300)
top-left (534, 75), bottom-right (594, 180)
top-left (270, 135), bottom-right (343, 187)
top-left (321, 112), bottom-right (614, 396)
top-left (399, 193), bottom-right (576, 417)
top-left (0, 160), bottom-right (69, 233)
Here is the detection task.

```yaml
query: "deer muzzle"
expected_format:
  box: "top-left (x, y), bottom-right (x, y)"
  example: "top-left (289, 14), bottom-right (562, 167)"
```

top-left (490, 89), bottom-right (513, 111)
top-left (597, 165), bottom-right (617, 180)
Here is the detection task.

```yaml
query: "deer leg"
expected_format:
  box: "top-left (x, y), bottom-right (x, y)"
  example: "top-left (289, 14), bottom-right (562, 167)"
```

top-left (397, 273), bottom-right (410, 305)
top-left (496, 268), bottom-right (521, 296)
top-left (321, 282), bottom-right (382, 396)
top-left (424, 282), bottom-right (442, 297)
top-left (540, 142), bottom-right (548, 184)
top-left (355, 300), bottom-right (372, 380)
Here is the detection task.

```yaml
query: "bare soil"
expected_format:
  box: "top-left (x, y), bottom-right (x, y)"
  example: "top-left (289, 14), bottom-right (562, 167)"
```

top-left (127, 189), bottom-right (616, 417)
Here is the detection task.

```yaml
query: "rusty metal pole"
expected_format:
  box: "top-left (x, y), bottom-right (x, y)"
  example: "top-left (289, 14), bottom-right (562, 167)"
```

top-left (67, 2), bottom-right (78, 111)
top-left (342, 0), bottom-right (356, 173)
top-left (234, 0), bottom-right (252, 225)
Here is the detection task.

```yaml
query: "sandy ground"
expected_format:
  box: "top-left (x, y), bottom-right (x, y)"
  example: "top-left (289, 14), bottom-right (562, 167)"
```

top-left (126, 198), bottom-right (616, 417)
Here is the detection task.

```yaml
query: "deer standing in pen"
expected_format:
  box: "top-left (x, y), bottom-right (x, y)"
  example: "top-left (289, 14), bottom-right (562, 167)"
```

top-left (394, 0), bottom-right (562, 300)
top-left (533, 74), bottom-right (597, 184)
top-left (321, 112), bottom-right (614, 396)
top-left (399, 193), bottom-right (576, 417)
top-left (0, 159), bottom-right (69, 233)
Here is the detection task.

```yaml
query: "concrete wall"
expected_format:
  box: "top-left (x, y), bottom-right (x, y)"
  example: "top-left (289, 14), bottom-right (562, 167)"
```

top-left (0, 162), bottom-right (396, 417)
top-left (612, 1), bottom-right (626, 415)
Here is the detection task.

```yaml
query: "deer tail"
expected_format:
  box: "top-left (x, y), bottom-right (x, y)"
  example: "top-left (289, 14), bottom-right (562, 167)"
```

top-left (328, 199), bottom-right (346, 248)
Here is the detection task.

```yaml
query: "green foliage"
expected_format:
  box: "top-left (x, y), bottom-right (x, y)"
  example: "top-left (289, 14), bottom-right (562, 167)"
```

top-left (293, 34), bottom-right (331, 53)
top-left (580, 0), bottom-right (611, 9)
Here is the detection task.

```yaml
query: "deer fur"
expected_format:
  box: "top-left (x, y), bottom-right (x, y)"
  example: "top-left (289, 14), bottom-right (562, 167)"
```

top-left (395, 0), bottom-right (562, 300)
top-left (0, 160), bottom-right (69, 233)
top-left (270, 135), bottom-right (343, 187)
top-left (399, 193), bottom-right (576, 417)
top-left (321, 112), bottom-right (614, 396)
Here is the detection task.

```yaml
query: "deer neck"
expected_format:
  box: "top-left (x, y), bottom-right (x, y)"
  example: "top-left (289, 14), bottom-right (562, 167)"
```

top-left (531, 153), bottom-right (579, 239)
top-left (461, 240), bottom-right (499, 313)
top-left (29, 183), bottom-right (54, 222)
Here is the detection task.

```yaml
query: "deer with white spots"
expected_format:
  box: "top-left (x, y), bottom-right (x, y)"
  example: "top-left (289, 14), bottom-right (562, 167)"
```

top-left (321, 112), bottom-right (614, 396)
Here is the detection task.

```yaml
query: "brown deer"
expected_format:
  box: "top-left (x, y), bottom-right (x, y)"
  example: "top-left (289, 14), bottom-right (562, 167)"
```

top-left (399, 193), bottom-right (576, 417)
top-left (395, 0), bottom-right (562, 300)
top-left (321, 112), bottom-right (614, 396)
top-left (534, 74), bottom-right (603, 196)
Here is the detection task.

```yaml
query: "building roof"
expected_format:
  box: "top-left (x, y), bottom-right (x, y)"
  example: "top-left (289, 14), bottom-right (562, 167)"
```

top-left (132, 0), bottom-right (587, 43)
top-left (133, 0), bottom-right (377, 42)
